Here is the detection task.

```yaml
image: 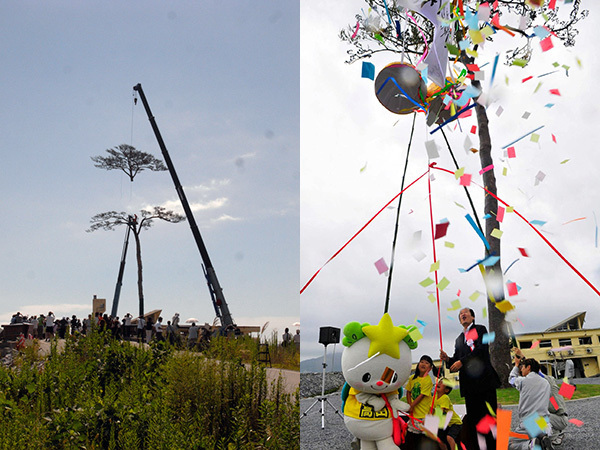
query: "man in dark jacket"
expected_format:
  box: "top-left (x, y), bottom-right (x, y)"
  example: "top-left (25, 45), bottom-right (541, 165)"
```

top-left (440, 308), bottom-right (500, 449)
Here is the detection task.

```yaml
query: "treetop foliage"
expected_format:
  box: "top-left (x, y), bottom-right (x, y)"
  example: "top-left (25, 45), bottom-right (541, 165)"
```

top-left (340, 0), bottom-right (587, 67)
top-left (91, 144), bottom-right (167, 182)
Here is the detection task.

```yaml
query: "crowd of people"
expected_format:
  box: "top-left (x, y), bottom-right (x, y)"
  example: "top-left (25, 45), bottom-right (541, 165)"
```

top-left (281, 327), bottom-right (300, 348)
top-left (6, 310), bottom-right (213, 349)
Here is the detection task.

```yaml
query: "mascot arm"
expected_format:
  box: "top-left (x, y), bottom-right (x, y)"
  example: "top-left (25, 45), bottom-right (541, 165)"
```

top-left (355, 392), bottom-right (386, 411)
top-left (387, 394), bottom-right (410, 413)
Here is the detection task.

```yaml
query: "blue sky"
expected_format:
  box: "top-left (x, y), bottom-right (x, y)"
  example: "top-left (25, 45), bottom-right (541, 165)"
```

top-left (301, 1), bottom-right (600, 361)
top-left (0, 1), bottom-right (299, 337)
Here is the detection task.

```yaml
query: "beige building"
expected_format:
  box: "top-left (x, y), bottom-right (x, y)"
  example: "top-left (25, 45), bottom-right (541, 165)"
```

top-left (515, 312), bottom-right (600, 378)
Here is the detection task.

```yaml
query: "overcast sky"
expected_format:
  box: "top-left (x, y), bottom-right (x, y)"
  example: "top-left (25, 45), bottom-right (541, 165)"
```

top-left (0, 1), bottom-right (299, 338)
top-left (301, 1), bottom-right (600, 362)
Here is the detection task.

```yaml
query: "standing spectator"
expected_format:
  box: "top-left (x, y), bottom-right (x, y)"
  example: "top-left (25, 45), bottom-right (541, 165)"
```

top-left (564, 359), bottom-right (575, 384)
top-left (83, 314), bottom-right (91, 335)
top-left (123, 313), bottom-right (132, 340)
top-left (188, 322), bottom-right (199, 349)
top-left (70, 315), bottom-right (80, 335)
top-left (145, 316), bottom-right (154, 343)
top-left (404, 355), bottom-right (435, 447)
top-left (282, 327), bottom-right (292, 347)
top-left (137, 316), bottom-right (146, 342)
top-left (172, 313), bottom-right (180, 330)
top-left (439, 308), bottom-right (500, 450)
top-left (166, 320), bottom-right (177, 345)
top-left (199, 326), bottom-right (211, 351)
top-left (28, 315), bottom-right (37, 338)
top-left (37, 315), bottom-right (45, 340)
top-left (293, 329), bottom-right (300, 348)
top-left (508, 356), bottom-right (553, 450)
top-left (154, 317), bottom-right (164, 341)
top-left (45, 312), bottom-right (55, 341)
top-left (58, 317), bottom-right (68, 339)
top-left (434, 379), bottom-right (463, 450)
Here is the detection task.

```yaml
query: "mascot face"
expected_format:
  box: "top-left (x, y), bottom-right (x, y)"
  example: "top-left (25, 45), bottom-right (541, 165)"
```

top-left (341, 313), bottom-right (417, 394)
top-left (342, 338), bottom-right (412, 394)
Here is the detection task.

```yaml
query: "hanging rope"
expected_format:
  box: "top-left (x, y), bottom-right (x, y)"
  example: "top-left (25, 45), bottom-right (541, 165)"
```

top-left (384, 112), bottom-right (417, 314)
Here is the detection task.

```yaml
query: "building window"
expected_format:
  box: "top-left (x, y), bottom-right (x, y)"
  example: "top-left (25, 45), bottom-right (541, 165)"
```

top-left (520, 341), bottom-right (532, 349)
top-left (539, 340), bottom-right (552, 348)
top-left (579, 337), bottom-right (592, 345)
top-left (559, 338), bottom-right (573, 347)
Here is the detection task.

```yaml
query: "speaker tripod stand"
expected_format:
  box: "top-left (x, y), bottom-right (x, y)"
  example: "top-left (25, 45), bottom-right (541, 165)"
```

top-left (301, 342), bottom-right (343, 429)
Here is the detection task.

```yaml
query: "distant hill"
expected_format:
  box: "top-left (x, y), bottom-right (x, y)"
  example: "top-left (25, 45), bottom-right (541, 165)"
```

top-left (300, 352), bottom-right (342, 373)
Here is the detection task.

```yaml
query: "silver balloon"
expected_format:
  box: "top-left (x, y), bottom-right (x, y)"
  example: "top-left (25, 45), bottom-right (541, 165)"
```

top-left (374, 63), bottom-right (427, 115)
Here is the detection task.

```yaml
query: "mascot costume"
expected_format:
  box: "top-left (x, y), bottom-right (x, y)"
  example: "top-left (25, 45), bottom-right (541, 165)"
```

top-left (341, 313), bottom-right (419, 449)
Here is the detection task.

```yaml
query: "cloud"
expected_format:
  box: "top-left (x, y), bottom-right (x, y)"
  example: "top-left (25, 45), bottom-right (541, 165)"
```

top-left (0, 303), bottom-right (90, 323)
top-left (187, 179), bottom-right (231, 193)
top-left (148, 197), bottom-right (229, 215)
top-left (213, 214), bottom-right (241, 223)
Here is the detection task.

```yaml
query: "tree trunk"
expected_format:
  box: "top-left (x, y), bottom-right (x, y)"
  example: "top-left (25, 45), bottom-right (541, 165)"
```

top-left (133, 228), bottom-right (144, 318)
top-left (475, 102), bottom-right (512, 388)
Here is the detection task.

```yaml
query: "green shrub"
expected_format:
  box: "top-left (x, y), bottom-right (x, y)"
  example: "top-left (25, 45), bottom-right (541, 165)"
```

top-left (0, 330), bottom-right (299, 449)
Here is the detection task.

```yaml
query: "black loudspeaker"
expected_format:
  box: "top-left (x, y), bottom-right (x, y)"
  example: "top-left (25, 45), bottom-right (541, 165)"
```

top-left (319, 326), bottom-right (340, 346)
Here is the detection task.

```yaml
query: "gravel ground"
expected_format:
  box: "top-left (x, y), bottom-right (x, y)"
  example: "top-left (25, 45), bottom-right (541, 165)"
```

top-left (300, 376), bottom-right (599, 449)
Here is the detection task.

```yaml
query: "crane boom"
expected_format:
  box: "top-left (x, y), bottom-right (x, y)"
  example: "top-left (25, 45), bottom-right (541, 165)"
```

top-left (110, 216), bottom-right (133, 317)
top-left (133, 83), bottom-right (234, 329)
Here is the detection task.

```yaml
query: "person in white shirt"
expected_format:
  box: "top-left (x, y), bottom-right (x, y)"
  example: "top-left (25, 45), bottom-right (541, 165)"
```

top-left (154, 317), bottom-right (164, 341)
top-left (45, 312), bottom-right (55, 341)
top-left (564, 359), bottom-right (574, 384)
top-left (137, 316), bottom-right (146, 343)
top-left (508, 355), bottom-right (553, 450)
top-left (188, 322), bottom-right (199, 349)
top-left (293, 329), bottom-right (300, 347)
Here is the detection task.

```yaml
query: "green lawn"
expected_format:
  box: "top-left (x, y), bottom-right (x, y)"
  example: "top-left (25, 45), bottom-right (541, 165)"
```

top-left (446, 383), bottom-right (600, 405)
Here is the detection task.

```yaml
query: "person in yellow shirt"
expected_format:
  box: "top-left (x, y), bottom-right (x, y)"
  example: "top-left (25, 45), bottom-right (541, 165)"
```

top-left (434, 379), bottom-right (463, 450)
top-left (406, 355), bottom-right (435, 419)
top-left (403, 354), bottom-right (436, 447)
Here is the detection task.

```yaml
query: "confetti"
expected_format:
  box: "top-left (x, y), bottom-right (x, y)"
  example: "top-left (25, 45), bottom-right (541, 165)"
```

top-left (420, 277), bottom-right (435, 287)
top-left (435, 222), bottom-right (450, 239)
top-left (374, 257), bottom-right (389, 274)
top-left (558, 382), bottom-right (576, 399)
top-left (482, 332), bottom-right (496, 344)
top-left (460, 173), bottom-right (472, 186)
top-left (361, 61), bottom-right (375, 80)
top-left (437, 277), bottom-right (451, 291)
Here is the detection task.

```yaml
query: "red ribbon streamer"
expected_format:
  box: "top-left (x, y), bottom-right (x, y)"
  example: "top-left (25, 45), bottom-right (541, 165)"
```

top-left (431, 165), bottom-right (600, 298)
top-left (301, 164), bottom-right (600, 301)
top-left (300, 170), bottom-right (429, 294)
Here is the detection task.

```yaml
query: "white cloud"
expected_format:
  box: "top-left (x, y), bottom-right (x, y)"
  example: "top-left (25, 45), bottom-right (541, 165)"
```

top-left (147, 197), bottom-right (229, 214)
top-left (0, 303), bottom-right (90, 323)
top-left (213, 214), bottom-right (241, 223)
